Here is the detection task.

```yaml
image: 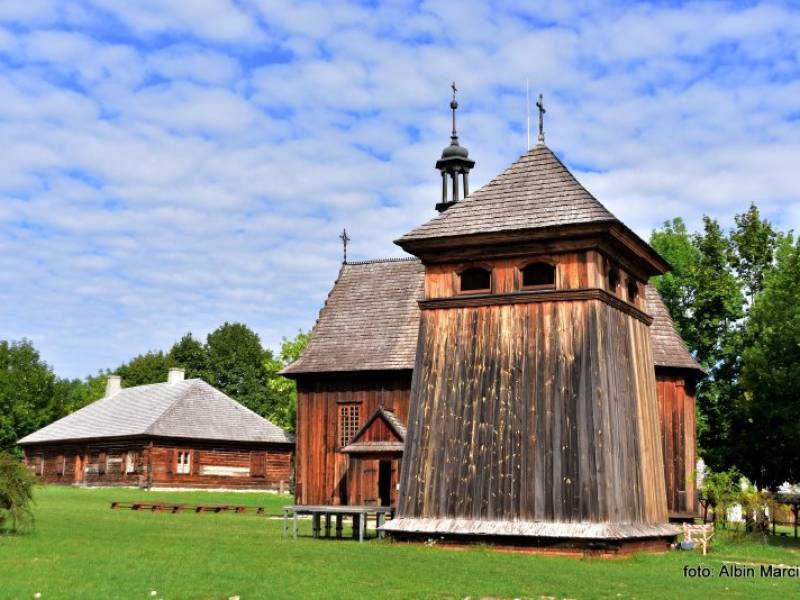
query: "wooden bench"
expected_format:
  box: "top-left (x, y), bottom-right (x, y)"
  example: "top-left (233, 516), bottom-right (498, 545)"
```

top-left (684, 523), bottom-right (715, 555)
top-left (111, 502), bottom-right (266, 515)
top-left (111, 501), bottom-right (186, 513)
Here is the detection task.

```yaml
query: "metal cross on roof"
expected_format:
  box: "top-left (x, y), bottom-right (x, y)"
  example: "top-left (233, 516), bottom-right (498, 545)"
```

top-left (339, 228), bottom-right (351, 264)
top-left (536, 93), bottom-right (546, 143)
top-left (450, 81), bottom-right (459, 138)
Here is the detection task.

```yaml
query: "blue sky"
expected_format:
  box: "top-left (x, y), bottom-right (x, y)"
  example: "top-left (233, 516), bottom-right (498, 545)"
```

top-left (1, 1), bottom-right (799, 378)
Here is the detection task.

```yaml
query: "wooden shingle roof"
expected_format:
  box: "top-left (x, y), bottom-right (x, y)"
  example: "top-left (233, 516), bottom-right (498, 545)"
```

top-left (281, 258), bottom-right (424, 375)
top-left (283, 258), bottom-right (701, 376)
top-left (18, 379), bottom-right (294, 445)
top-left (397, 144), bottom-right (618, 244)
top-left (645, 284), bottom-right (704, 374)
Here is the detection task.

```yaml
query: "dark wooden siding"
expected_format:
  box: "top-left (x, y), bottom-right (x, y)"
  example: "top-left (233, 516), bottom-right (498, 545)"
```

top-left (396, 298), bottom-right (668, 526)
top-left (23, 438), bottom-right (293, 490)
top-left (656, 372), bottom-right (697, 515)
top-left (295, 372), bottom-right (411, 506)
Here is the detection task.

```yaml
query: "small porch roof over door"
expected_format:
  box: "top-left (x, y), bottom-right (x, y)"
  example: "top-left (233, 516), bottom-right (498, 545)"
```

top-left (340, 407), bottom-right (405, 457)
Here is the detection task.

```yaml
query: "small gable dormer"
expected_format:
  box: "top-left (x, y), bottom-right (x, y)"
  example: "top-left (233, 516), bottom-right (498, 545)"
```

top-left (340, 407), bottom-right (406, 458)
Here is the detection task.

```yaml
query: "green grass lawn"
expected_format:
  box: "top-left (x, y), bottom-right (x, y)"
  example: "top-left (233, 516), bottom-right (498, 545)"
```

top-left (1, 486), bottom-right (799, 599)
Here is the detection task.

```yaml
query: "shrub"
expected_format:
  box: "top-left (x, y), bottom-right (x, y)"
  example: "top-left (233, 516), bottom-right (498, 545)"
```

top-left (0, 452), bottom-right (36, 531)
top-left (698, 467), bottom-right (741, 525)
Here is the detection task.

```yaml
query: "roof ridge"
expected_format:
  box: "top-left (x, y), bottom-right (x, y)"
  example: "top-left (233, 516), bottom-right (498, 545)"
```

top-left (345, 257), bottom-right (419, 265)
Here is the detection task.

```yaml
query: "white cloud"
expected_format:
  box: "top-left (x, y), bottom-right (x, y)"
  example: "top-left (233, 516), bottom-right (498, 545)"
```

top-left (1, 1), bottom-right (799, 377)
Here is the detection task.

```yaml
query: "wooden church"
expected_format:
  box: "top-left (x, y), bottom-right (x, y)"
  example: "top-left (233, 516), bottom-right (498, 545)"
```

top-left (282, 90), bottom-right (703, 549)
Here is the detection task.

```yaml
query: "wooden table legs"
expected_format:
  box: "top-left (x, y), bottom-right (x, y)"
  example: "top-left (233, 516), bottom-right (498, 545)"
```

top-left (312, 513), bottom-right (321, 538)
top-left (377, 512), bottom-right (385, 539)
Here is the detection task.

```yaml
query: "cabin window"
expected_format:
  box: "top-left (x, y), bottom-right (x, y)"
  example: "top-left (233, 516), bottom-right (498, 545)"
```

top-left (125, 452), bottom-right (136, 474)
top-left (176, 450), bottom-right (191, 475)
top-left (627, 278), bottom-right (639, 302)
top-left (339, 404), bottom-right (361, 447)
top-left (459, 267), bottom-right (491, 293)
top-left (521, 262), bottom-right (556, 289)
top-left (607, 268), bottom-right (620, 293)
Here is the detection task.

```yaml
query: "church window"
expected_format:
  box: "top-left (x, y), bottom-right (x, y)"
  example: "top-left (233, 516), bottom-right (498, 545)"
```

top-left (627, 278), bottom-right (639, 302)
top-left (607, 268), bottom-right (620, 293)
top-left (339, 404), bottom-right (361, 447)
top-left (521, 262), bottom-right (556, 289)
top-left (459, 267), bottom-right (491, 293)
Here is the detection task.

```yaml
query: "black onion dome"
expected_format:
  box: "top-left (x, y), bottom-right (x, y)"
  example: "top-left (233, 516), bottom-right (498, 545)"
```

top-left (441, 140), bottom-right (469, 159)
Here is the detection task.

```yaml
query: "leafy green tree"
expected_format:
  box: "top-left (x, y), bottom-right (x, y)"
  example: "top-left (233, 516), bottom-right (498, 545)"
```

top-left (651, 217), bottom-right (745, 470)
top-left (168, 333), bottom-right (208, 380)
top-left (650, 217), bottom-right (701, 345)
top-left (0, 340), bottom-right (65, 453)
top-left (114, 351), bottom-right (175, 387)
top-left (0, 452), bottom-right (36, 531)
top-left (265, 331), bottom-right (309, 432)
top-left (60, 373), bottom-right (108, 413)
top-left (690, 217), bottom-right (745, 368)
top-left (205, 323), bottom-right (271, 416)
top-left (730, 203), bottom-right (778, 307)
top-left (738, 234), bottom-right (800, 488)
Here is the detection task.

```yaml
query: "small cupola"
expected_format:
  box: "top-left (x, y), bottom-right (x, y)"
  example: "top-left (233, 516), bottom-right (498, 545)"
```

top-left (435, 82), bottom-right (475, 213)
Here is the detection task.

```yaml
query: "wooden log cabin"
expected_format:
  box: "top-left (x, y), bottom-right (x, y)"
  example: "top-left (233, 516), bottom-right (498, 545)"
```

top-left (283, 93), bottom-right (703, 548)
top-left (18, 368), bottom-right (294, 490)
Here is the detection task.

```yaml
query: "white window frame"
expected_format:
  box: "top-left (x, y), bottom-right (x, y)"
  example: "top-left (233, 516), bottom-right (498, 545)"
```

top-left (176, 451), bottom-right (191, 475)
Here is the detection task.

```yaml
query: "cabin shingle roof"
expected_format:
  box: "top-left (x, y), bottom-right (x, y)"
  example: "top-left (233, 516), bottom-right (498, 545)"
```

top-left (397, 144), bottom-right (618, 244)
top-left (18, 379), bottom-right (294, 445)
top-left (281, 259), bottom-right (424, 375)
top-left (283, 257), bottom-right (702, 376)
top-left (646, 285), bottom-right (704, 373)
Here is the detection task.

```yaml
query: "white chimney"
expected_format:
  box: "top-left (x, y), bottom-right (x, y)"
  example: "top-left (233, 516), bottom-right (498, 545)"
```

top-left (105, 375), bottom-right (122, 397)
top-left (168, 367), bottom-right (185, 384)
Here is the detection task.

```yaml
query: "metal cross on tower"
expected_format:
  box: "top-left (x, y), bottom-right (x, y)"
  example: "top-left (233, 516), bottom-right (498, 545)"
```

top-left (339, 228), bottom-right (351, 264)
top-left (450, 81), bottom-right (458, 139)
top-left (536, 93), bottom-right (546, 144)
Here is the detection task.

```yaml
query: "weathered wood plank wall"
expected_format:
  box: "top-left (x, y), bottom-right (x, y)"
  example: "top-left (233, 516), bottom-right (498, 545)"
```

top-left (656, 373), bottom-right (697, 515)
top-left (396, 298), bottom-right (668, 526)
top-left (295, 372), bottom-right (411, 505)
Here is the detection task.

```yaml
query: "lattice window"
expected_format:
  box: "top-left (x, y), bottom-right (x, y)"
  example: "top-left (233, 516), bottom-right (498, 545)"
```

top-left (339, 404), bottom-right (361, 447)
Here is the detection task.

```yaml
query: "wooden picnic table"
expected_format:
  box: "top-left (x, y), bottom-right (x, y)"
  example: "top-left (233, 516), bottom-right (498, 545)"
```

top-left (282, 505), bottom-right (395, 542)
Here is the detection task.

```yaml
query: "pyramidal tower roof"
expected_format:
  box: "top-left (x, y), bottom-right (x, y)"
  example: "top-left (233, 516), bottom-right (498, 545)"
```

top-left (398, 143), bottom-right (618, 244)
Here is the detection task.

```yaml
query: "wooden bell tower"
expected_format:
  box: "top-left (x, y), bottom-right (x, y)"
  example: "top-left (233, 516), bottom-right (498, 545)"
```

top-left (384, 95), bottom-right (677, 549)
